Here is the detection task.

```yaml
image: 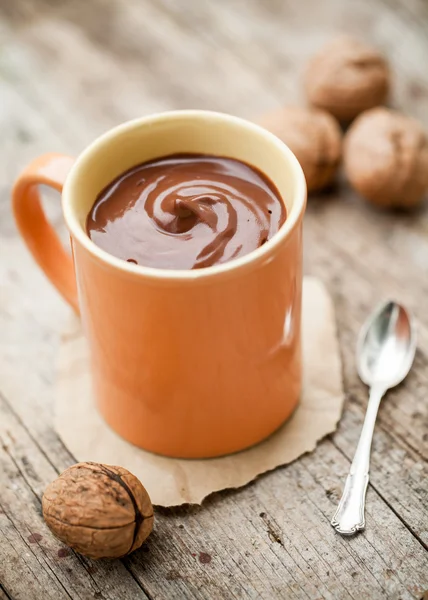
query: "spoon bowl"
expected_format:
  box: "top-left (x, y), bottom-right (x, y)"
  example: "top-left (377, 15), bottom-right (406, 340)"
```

top-left (357, 301), bottom-right (417, 389)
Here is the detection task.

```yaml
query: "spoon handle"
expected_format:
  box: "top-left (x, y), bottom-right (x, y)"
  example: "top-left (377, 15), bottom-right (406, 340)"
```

top-left (331, 385), bottom-right (384, 535)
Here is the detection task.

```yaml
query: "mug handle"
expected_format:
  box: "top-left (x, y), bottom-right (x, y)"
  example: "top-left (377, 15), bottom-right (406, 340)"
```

top-left (12, 153), bottom-right (79, 313)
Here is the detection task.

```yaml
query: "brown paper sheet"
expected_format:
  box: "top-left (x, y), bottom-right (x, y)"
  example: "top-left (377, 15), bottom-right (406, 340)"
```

top-left (55, 277), bottom-right (344, 506)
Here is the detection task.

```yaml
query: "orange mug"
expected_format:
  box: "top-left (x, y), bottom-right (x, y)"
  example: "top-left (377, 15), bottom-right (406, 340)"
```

top-left (12, 111), bottom-right (306, 458)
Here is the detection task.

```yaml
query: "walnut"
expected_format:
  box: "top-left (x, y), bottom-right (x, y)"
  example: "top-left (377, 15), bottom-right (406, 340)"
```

top-left (344, 107), bottom-right (428, 209)
top-left (259, 106), bottom-right (342, 192)
top-left (42, 462), bottom-right (154, 559)
top-left (304, 36), bottom-right (390, 121)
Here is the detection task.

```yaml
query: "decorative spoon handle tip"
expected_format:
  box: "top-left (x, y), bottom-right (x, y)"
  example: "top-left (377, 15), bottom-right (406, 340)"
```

top-left (331, 472), bottom-right (368, 535)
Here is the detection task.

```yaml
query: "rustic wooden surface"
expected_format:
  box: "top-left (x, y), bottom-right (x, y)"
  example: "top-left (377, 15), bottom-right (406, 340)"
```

top-left (1, 0), bottom-right (428, 598)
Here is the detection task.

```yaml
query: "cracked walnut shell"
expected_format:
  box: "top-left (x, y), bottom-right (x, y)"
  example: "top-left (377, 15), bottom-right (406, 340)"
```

top-left (259, 106), bottom-right (342, 192)
top-left (42, 462), bottom-right (154, 559)
top-left (344, 107), bottom-right (428, 209)
top-left (305, 36), bottom-right (390, 121)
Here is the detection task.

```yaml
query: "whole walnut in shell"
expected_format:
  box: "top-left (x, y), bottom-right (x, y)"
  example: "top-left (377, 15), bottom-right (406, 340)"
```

top-left (344, 107), bottom-right (428, 209)
top-left (259, 106), bottom-right (342, 192)
top-left (305, 36), bottom-right (390, 121)
top-left (42, 462), bottom-right (154, 559)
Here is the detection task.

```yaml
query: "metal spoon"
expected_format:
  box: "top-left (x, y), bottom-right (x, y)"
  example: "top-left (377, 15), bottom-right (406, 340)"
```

top-left (331, 301), bottom-right (416, 535)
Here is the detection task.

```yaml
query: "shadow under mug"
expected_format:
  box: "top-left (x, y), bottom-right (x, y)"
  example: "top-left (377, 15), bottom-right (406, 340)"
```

top-left (12, 110), bottom-right (307, 458)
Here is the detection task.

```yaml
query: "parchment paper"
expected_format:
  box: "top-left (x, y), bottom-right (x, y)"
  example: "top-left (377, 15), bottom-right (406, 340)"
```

top-left (55, 277), bottom-right (344, 506)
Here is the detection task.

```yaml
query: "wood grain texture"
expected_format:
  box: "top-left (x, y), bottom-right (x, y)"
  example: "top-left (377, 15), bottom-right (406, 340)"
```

top-left (0, 0), bottom-right (427, 598)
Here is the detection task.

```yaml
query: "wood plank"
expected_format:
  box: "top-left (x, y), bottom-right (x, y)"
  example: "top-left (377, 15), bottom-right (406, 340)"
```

top-left (0, 0), bottom-right (275, 134)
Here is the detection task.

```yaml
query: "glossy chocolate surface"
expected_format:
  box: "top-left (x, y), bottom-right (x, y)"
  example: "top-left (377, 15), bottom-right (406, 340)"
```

top-left (86, 154), bottom-right (286, 270)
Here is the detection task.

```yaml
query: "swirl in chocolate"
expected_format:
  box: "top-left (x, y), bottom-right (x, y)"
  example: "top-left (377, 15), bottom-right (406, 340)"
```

top-left (86, 154), bottom-right (286, 270)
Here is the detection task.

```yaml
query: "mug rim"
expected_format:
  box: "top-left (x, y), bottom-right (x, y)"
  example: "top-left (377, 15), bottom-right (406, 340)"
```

top-left (62, 110), bottom-right (307, 281)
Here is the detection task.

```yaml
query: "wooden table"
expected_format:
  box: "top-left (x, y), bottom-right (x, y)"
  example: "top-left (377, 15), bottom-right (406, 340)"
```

top-left (1, 1), bottom-right (427, 598)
